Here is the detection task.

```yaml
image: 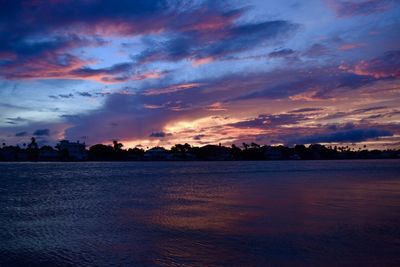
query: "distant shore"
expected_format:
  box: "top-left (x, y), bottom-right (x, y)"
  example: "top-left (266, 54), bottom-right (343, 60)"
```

top-left (1, 138), bottom-right (399, 162)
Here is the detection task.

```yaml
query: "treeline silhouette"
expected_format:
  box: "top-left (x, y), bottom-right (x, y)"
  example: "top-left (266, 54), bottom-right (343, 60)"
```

top-left (1, 137), bottom-right (399, 161)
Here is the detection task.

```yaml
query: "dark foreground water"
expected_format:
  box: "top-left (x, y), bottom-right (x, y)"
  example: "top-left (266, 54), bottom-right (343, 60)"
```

top-left (1, 160), bottom-right (400, 267)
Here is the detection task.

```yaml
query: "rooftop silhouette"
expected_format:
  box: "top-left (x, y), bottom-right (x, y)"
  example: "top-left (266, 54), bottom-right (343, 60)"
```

top-left (1, 138), bottom-right (399, 162)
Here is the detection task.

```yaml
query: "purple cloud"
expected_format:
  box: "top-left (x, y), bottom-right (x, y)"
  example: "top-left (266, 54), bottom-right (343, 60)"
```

top-left (328, 0), bottom-right (395, 17)
top-left (33, 129), bottom-right (50, 136)
top-left (286, 128), bottom-right (393, 145)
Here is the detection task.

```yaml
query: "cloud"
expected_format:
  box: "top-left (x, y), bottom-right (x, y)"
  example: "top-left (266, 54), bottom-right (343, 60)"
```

top-left (341, 50), bottom-right (400, 78)
top-left (136, 20), bottom-right (299, 64)
top-left (0, 53), bottom-right (89, 80)
top-left (5, 117), bottom-right (27, 125)
top-left (143, 83), bottom-right (202, 96)
top-left (287, 128), bottom-right (393, 145)
top-left (1, 1), bottom-right (399, 149)
top-left (15, 131), bottom-right (27, 137)
top-left (58, 93), bottom-right (74, 99)
top-left (132, 70), bottom-right (167, 80)
top-left (339, 43), bottom-right (364, 51)
top-left (303, 43), bottom-right (331, 58)
top-left (231, 64), bottom-right (380, 102)
top-left (149, 131), bottom-right (171, 138)
top-left (229, 113), bottom-right (307, 129)
top-left (193, 134), bottom-right (206, 140)
top-left (0, 1), bottom-right (248, 82)
top-left (0, 34), bottom-right (105, 80)
top-left (269, 48), bottom-right (296, 58)
top-left (33, 129), bottom-right (50, 136)
top-left (327, 0), bottom-right (395, 18)
top-left (62, 93), bottom-right (183, 144)
top-left (0, 1), bottom-right (171, 38)
top-left (78, 92), bottom-right (92, 97)
top-left (69, 62), bottom-right (133, 83)
top-left (289, 108), bottom-right (325, 113)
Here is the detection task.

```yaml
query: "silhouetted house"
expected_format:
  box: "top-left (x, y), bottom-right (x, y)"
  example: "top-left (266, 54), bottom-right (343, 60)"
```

top-left (56, 140), bottom-right (87, 160)
top-left (197, 145), bottom-right (232, 160)
top-left (0, 146), bottom-right (28, 161)
top-left (144, 147), bottom-right (171, 160)
top-left (262, 146), bottom-right (283, 160)
top-left (126, 148), bottom-right (145, 160)
top-left (39, 146), bottom-right (59, 161)
top-left (2, 147), bottom-right (16, 161)
top-left (289, 154), bottom-right (301, 160)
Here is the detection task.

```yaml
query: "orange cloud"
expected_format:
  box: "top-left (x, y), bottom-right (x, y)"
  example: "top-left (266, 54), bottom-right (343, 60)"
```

top-left (341, 52), bottom-right (400, 78)
top-left (206, 102), bottom-right (227, 111)
top-left (132, 70), bottom-right (166, 81)
top-left (192, 56), bottom-right (214, 67)
top-left (339, 43), bottom-right (364, 51)
top-left (143, 83), bottom-right (203, 96)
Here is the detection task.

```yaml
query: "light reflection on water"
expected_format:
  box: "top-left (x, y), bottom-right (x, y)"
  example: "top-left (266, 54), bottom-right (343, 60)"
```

top-left (1, 160), bottom-right (400, 266)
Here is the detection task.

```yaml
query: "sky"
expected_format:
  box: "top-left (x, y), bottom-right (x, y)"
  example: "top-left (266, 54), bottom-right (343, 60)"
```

top-left (0, 0), bottom-right (399, 149)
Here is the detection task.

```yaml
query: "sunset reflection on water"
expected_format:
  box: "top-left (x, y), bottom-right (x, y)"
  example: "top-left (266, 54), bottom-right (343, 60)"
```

top-left (1, 160), bottom-right (400, 266)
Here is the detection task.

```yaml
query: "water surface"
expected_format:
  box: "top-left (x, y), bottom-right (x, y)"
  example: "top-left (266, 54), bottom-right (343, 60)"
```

top-left (1, 160), bottom-right (400, 266)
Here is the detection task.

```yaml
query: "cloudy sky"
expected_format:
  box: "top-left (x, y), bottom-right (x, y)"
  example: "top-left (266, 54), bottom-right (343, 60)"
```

top-left (0, 0), bottom-right (399, 149)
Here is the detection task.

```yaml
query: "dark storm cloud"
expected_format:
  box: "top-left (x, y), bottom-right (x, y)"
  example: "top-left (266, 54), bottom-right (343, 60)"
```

top-left (77, 92), bottom-right (93, 97)
top-left (268, 48), bottom-right (296, 58)
top-left (0, 0), bottom-right (170, 36)
top-left (33, 129), bottom-right (50, 136)
top-left (15, 131), bottom-right (27, 137)
top-left (0, 33), bottom-right (105, 80)
top-left (0, 0), bottom-right (246, 81)
top-left (287, 128), bottom-right (393, 145)
top-left (70, 62), bottom-right (133, 83)
top-left (204, 20), bottom-right (299, 59)
top-left (0, 34), bottom-right (99, 58)
top-left (229, 113), bottom-right (307, 129)
top-left (136, 20), bottom-right (299, 63)
top-left (326, 122), bottom-right (356, 132)
top-left (58, 94), bottom-right (74, 99)
top-left (149, 131), bottom-right (171, 138)
top-left (72, 63), bottom-right (133, 76)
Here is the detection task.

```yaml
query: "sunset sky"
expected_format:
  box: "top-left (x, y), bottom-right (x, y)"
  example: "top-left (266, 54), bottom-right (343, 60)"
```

top-left (0, 0), bottom-right (399, 149)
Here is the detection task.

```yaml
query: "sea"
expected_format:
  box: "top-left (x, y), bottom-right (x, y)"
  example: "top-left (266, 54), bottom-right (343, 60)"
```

top-left (1, 160), bottom-right (400, 266)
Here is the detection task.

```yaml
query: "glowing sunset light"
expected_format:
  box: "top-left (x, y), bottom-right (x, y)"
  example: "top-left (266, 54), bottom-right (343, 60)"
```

top-left (0, 0), bottom-right (399, 149)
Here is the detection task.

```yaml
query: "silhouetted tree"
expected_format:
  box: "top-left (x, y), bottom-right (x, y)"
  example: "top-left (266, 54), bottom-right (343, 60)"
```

top-left (89, 144), bottom-right (115, 161)
top-left (231, 144), bottom-right (242, 160)
top-left (0, 138), bottom-right (399, 162)
top-left (113, 140), bottom-right (123, 151)
top-left (171, 143), bottom-right (192, 159)
top-left (126, 147), bottom-right (145, 160)
top-left (250, 142), bottom-right (260, 148)
top-left (26, 137), bottom-right (39, 161)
